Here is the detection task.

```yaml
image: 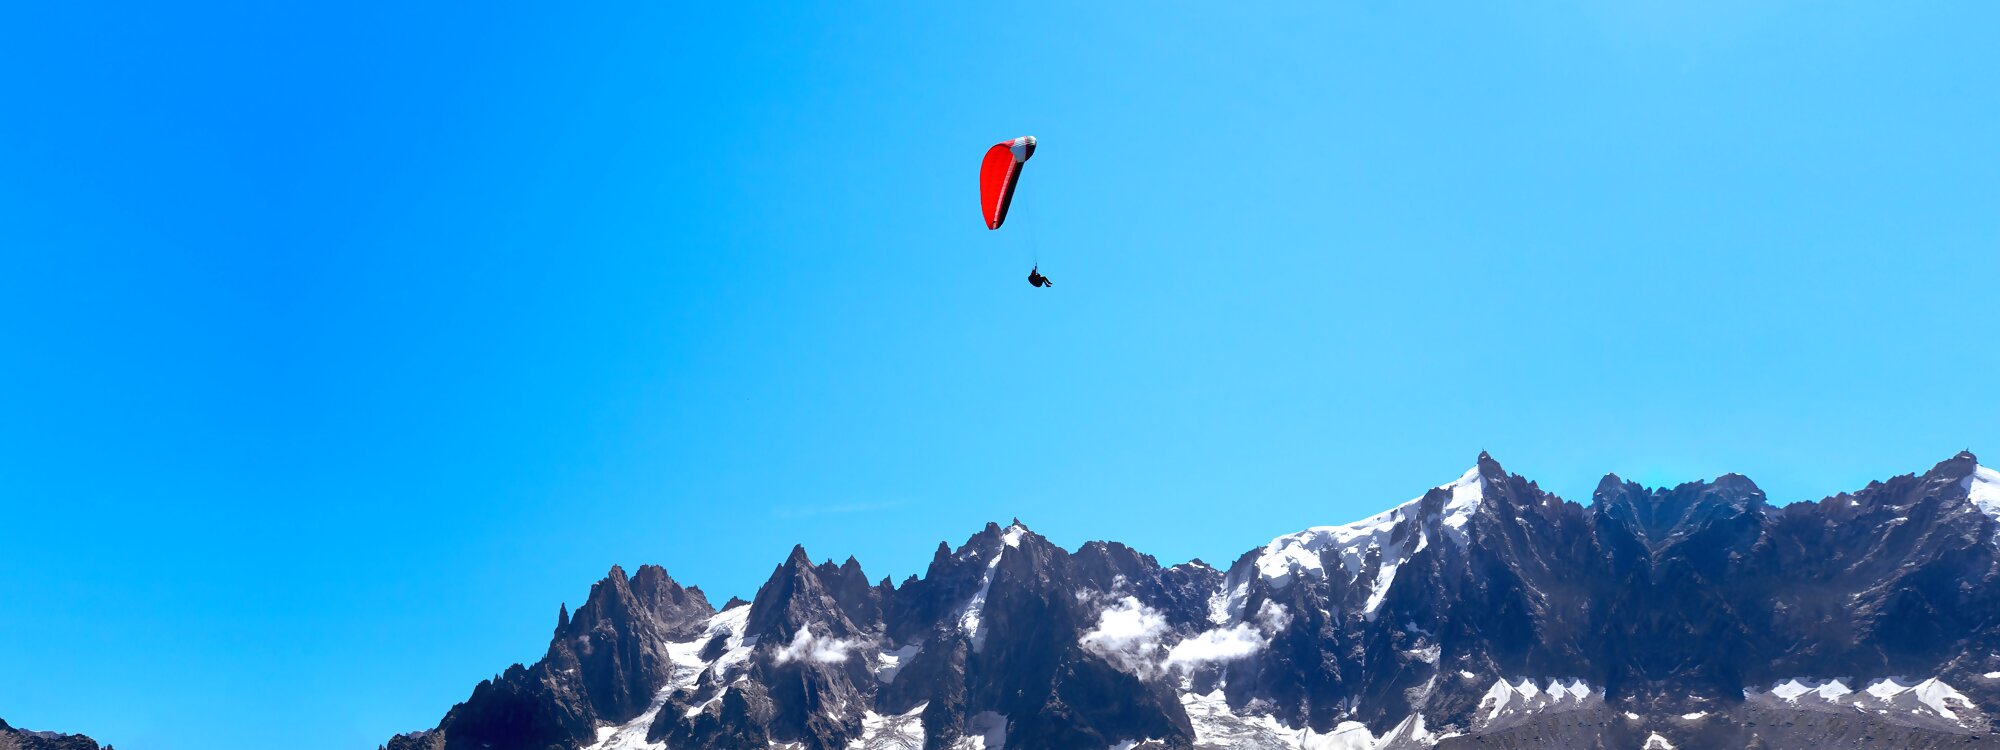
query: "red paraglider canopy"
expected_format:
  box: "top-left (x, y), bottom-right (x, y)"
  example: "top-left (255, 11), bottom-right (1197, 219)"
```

top-left (980, 136), bottom-right (1036, 229)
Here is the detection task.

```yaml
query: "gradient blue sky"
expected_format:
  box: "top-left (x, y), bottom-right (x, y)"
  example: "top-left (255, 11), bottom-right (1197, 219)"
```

top-left (3, 2), bottom-right (1996, 748)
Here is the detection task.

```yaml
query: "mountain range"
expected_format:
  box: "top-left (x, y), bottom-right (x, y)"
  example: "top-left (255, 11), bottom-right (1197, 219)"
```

top-left (0, 718), bottom-right (110, 750)
top-left (382, 452), bottom-right (2000, 749)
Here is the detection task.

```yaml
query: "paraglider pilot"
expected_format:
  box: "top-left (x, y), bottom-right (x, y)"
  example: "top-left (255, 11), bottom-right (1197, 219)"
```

top-left (1028, 265), bottom-right (1052, 288)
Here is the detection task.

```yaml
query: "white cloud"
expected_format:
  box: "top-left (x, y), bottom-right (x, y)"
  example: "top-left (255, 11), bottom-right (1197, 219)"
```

top-left (772, 627), bottom-right (858, 665)
top-left (1254, 600), bottom-right (1292, 631)
top-left (1165, 623), bottom-right (1265, 665)
top-left (1083, 597), bottom-right (1296, 679)
top-left (1080, 596), bottom-right (1170, 679)
top-left (1166, 601), bottom-right (1290, 669)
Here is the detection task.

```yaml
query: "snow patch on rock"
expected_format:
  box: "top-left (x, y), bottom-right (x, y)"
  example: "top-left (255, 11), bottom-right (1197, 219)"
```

top-left (1179, 689), bottom-right (1299, 747)
top-left (875, 642), bottom-right (921, 684)
top-left (1477, 677), bottom-right (1598, 724)
top-left (1319, 722), bottom-right (1380, 750)
top-left (1179, 690), bottom-right (1372, 749)
top-left (1767, 677), bottom-right (1853, 704)
top-left (1001, 523), bottom-right (1028, 548)
top-left (1178, 689), bottom-right (1454, 749)
top-left (1965, 465), bottom-right (2000, 522)
top-left (955, 711), bottom-right (1007, 750)
top-left (850, 703), bottom-right (925, 750)
top-left (703, 605), bottom-right (757, 681)
top-left (958, 544), bottom-right (1007, 653)
top-left (1755, 676), bottom-right (1973, 724)
top-left (583, 608), bottom-right (753, 750)
top-left (1865, 677), bottom-right (1974, 722)
top-left (1437, 466), bottom-right (1485, 547)
top-left (1360, 556), bottom-right (1403, 618)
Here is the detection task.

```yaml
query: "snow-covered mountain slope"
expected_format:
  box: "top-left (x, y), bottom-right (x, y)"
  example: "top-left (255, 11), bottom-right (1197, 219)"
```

top-left (385, 451), bottom-right (2000, 750)
top-left (1232, 465), bottom-right (1484, 620)
top-left (1965, 463), bottom-right (2000, 528)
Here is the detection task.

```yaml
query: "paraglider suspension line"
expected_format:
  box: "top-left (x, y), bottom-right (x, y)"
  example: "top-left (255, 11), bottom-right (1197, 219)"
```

top-left (1022, 177), bottom-right (1041, 266)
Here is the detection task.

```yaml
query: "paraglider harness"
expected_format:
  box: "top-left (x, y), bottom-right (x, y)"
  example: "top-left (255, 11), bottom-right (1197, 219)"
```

top-left (1027, 265), bottom-right (1052, 288)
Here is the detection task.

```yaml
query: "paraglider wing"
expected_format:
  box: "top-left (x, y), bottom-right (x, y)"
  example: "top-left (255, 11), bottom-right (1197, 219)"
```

top-left (980, 136), bottom-right (1036, 229)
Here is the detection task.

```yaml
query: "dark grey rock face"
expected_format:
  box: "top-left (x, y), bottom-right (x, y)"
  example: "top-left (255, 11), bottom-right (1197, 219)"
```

top-left (389, 452), bottom-right (2000, 749)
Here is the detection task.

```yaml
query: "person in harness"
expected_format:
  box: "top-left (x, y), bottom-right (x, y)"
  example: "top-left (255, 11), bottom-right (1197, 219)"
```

top-left (1027, 265), bottom-right (1053, 288)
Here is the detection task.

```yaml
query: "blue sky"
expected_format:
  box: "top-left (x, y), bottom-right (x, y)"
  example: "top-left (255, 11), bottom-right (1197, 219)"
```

top-left (2, 2), bottom-right (1996, 748)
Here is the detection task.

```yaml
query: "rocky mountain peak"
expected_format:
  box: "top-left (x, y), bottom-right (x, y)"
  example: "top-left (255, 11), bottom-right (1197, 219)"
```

top-left (925, 540), bottom-right (953, 575)
top-left (1595, 471), bottom-right (1631, 496)
top-left (746, 543), bottom-right (879, 647)
top-left (1933, 449), bottom-right (1980, 477)
top-left (784, 544), bottom-right (813, 567)
top-left (1475, 449), bottom-right (1505, 478)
